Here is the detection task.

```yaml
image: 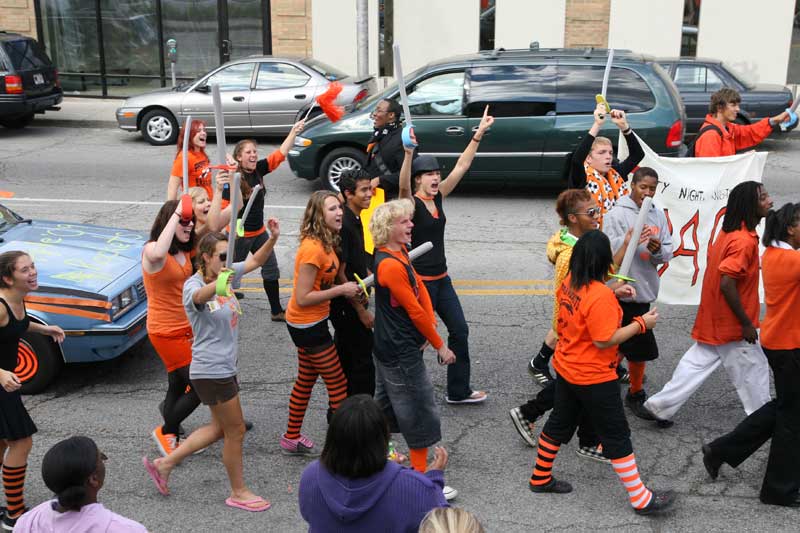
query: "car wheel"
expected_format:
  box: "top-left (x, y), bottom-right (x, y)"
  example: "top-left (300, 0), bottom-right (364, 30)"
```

top-left (141, 109), bottom-right (178, 146)
top-left (319, 147), bottom-right (366, 192)
top-left (16, 331), bottom-right (63, 395)
top-left (0, 113), bottom-right (35, 129)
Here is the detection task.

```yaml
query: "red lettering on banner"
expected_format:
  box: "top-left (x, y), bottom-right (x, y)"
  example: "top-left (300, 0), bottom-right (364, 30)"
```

top-left (662, 209), bottom-right (701, 285)
top-left (708, 207), bottom-right (727, 248)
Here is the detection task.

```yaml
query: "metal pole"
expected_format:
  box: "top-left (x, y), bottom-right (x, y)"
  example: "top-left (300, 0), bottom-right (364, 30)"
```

top-left (356, 0), bottom-right (369, 79)
top-left (171, 63), bottom-right (176, 88)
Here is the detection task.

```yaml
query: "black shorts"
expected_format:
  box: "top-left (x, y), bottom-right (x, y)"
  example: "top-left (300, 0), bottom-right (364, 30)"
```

top-left (286, 319), bottom-right (332, 350)
top-left (618, 301), bottom-right (659, 362)
top-left (191, 376), bottom-right (239, 406)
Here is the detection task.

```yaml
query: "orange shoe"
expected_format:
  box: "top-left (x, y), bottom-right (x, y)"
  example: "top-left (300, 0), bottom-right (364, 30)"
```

top-left (151, 426), bottom-right (178, 457)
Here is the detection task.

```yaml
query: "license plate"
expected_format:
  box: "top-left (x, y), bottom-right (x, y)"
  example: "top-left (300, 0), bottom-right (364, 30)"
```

top-left (33, 73), bottom-right (44, 85)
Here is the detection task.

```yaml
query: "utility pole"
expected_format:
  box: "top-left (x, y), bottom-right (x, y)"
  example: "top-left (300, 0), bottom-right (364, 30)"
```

top-left (356, 0), bottom-right (369, 79)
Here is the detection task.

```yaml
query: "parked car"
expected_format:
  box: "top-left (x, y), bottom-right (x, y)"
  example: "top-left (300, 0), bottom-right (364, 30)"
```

top-left (658, 57), bottom-right (792, 135)
top-left (116, 56), bottom-right (373, 145)
top-left (0, 203), bottom-right (148, 393)
top-left (0, 31), bottom-right (62, 129)
top-left (288, 48), bottom-right (686, 191)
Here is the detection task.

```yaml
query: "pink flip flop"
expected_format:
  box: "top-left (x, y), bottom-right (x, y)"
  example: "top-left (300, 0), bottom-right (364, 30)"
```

top-left (225, 497), bottom-right (271, 512)
top-left (142, 456), bottom-right (169, 496)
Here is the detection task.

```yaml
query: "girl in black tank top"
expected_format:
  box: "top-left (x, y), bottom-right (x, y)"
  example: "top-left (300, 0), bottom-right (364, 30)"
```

top-left (0, 251), bottom-right (65, 528)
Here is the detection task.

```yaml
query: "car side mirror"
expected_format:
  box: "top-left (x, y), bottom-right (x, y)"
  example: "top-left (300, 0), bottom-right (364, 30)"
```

top-left (195, 85), bottom-right (210, 93)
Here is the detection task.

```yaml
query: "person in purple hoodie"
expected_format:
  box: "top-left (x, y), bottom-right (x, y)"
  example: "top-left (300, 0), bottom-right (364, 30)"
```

top-left (299, 394), bottom-right (448, 532)
top-left (15, 436), bottom-right (147, 532)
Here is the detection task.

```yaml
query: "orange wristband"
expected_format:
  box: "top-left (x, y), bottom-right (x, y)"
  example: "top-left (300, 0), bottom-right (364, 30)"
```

top-left (632, 316), bottom-right (646, 334)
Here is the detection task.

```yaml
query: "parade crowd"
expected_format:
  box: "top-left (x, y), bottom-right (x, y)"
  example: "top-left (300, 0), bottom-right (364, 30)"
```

top-left (0, 85), bottom-right (797, 532)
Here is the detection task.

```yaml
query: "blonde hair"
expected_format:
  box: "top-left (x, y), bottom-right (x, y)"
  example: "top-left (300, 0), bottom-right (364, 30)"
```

top-left (419, 508), bottom-right (484, 533)
top-left (299, 191), bottom-right (341, 253)
top-left (590, 136), bottom-right (612, 152)
top-left (369, 199), bottom-right (415, 248)
top-left (188, 187), bottom-right (208, 205)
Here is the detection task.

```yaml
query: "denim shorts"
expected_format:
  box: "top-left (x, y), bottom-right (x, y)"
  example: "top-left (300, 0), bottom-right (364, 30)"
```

top-left (373, 353), bottom-right (441, 449)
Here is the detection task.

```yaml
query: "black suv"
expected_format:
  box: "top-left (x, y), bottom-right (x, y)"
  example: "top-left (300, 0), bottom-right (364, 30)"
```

top-left (0, 32), bottom-right (62, 129)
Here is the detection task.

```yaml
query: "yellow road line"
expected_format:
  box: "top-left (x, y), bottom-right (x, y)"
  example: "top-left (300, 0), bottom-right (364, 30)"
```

top-left (235, 288), bottom-right (552, 296)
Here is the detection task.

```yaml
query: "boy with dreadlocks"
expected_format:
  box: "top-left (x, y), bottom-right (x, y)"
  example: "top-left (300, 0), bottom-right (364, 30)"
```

top-left (643, 181), bottom-right (773, 427)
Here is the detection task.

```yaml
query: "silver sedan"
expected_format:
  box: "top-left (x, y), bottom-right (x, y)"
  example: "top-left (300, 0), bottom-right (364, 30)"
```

top-left (116, 56), bottom-right (372, 146)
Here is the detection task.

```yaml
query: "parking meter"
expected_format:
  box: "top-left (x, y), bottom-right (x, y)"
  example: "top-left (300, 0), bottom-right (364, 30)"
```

top-left (166, 39), bottom-right (178, 87)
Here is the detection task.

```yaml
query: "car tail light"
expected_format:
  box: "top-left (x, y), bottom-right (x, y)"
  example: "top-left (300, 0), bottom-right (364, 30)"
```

top-left (4, 75), bottom-right (23, 94)
top-left (666, 119), bottom-right (683, 148)
top-left (353, 89), bottom-right (368, 104)
top-left (54, 69), bottom-right (60, 88)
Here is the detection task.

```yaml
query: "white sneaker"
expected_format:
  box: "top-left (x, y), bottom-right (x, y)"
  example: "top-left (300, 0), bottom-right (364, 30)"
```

top-left (443, 485), bottom-right (458, 501)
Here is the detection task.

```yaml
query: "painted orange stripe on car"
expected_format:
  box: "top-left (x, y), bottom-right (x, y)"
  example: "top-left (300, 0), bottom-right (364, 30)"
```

top-left (26, 303), bottom-right (111, 322)
top-left (25, 295), bottom-right (112, 309)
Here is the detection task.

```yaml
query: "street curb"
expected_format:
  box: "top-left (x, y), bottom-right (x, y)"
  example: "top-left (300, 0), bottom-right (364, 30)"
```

top-left (34, 119), bottom-right (117, 129)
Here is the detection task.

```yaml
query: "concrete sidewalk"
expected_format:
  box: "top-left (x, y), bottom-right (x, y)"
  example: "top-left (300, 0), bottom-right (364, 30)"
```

top-left (36, 96), bottom-right (120, 128)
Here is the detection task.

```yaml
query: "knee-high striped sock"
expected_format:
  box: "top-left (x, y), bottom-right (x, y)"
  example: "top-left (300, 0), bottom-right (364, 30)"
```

top-left (310, 344), bottom-right (348, 413)
top-left (530, 432), bottom-right (560, 487)
top-left (3, 463), bottom-right (27, 517)
top-left (611, 454), bottom-right (652, 510)
top-left (285, 348), bottom-right (319, 440)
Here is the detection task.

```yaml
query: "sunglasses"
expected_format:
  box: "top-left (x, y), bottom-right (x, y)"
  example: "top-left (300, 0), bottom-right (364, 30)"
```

top-left (217, 252), bottom-right (227, 262)
top-left (178, 218), bottom-right (194, 227)
top-left (572, 207), bottom-right (601, 218)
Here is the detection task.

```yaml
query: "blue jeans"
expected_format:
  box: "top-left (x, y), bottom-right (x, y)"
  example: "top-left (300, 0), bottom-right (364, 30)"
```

top-left (423, 275), bottom-right (472, 400)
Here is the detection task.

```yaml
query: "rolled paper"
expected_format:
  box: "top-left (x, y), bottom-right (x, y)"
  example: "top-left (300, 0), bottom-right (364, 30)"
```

top-left (216, 269), bottom-right (233, 297)
top-left (226, 172), bottom-right (241, 268)
top-left (618, 196), bottom-right (653, 279)
top-left (181, 116), bottom-right (192, 193)
top-left (360, 241), bottom-right (433, 288)
top-left (401, 124), bottom-right (418, 149)
top-left (179, 194), bottom-right (193, 222)
top-left (211, 85), bottom-right (227, 167)
top-left (392, 43), bottom-right (413, 129)
top-left (353, 273), bottom-right (368, 298)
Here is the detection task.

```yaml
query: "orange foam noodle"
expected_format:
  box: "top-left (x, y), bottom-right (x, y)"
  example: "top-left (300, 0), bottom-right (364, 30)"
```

top-left (0, 191), bottom-right (14, 198)
top-left (316, 82), bottom-right (345, 123)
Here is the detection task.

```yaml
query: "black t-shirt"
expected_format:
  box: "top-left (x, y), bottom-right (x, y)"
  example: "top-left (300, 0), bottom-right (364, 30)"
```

top-left (339, 205), bottom-right (369, 280)
top-left (223, 159), bottom-right (270, 232)
top-left (410, 193), bottom-right (447, 276)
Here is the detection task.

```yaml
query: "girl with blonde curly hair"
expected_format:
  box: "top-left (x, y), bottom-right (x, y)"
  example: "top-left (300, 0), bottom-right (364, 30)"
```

top-left (280, 191), bottom-right (361, 456)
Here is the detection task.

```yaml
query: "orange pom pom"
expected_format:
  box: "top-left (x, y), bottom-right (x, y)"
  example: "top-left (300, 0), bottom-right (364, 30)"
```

top-left (316, 82), bottom-right (345, 123)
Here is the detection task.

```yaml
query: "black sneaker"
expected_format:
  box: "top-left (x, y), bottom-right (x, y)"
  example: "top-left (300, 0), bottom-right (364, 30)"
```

top-left (528, 358), bottom-right (553, 386)
top-left (617, 365), bottom-right (630, 384)
top-left (2, 507), bottom-right (28, 531)
top-left (509, 407), bottom-right (538, 447)
top-left (529, 477), bottom-right (573, 494)
top-left (158, 401), bottom-right (187, 438)
top-left (625, 390), bottom-right (656, 421)
top-left (701, 444), bottom-right (721, 480)
top-left (634, 490), bottom-right (676, 515)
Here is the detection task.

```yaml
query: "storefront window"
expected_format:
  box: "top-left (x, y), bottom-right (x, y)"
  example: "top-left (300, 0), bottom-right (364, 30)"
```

top-left (162, 0), bottom-right (219, 79)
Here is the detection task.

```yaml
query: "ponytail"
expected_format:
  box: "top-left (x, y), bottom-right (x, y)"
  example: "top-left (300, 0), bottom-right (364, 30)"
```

top-left (762, 203), bottom-right (800, 247)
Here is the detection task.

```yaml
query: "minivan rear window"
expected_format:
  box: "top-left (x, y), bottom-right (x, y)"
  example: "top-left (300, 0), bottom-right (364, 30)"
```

top-left (467, 64), bottom-right (556, 117)
top-left (556, 65), bottom-right (655, 114)
top-left (2, 39), bottom-right (51, 71)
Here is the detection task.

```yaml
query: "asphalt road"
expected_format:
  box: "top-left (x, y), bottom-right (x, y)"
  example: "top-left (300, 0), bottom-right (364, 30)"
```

top-left (1, 122), bottom-right (799, 532)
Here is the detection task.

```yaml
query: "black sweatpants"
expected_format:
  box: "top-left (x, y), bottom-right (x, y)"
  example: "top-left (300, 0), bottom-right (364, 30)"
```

top-left (330, 300), bottom-right (375, 397)
top-left (520, 374), bottom-right (600, 448)
top-left (162, 365), bottom-right (201, 436)
top-left (542, 374), bottom-right (632, 459)
top-left (707, 347), bottom-right (800, 505)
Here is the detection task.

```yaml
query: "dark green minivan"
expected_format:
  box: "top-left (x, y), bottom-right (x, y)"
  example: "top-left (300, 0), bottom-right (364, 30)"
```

top-left (287, 48), bottom-right (686, 190)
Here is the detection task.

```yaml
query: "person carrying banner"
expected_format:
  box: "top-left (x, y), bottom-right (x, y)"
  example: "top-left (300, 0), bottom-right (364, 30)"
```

top-left (643, 181), bottom-right (773, 427)
top-left (692, 88), bottom-right (790, 157)
top-left (330, 170), bottom-right (376, 397)
top-left (167, 120), bottom-right (213, 200)
top-left (602, 167), bottom-right (673, 420)
top-left (369, 199), bottom-right (458, 500)
top-left (228, 122), bottom-right (304, 320)
top-left (365, 99), bottom-right (405, 200)
top-left (527, 231), bottom-right (675, 516)
top-left (700, 203), bottom-right (800, 507)
top-left (397, 108), bottom-right (494, 405)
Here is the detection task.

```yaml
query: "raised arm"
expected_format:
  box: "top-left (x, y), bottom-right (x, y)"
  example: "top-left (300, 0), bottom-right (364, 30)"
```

top-left (568, 104), bottom-right (606, 188)
top-left (167, 175), bottom-right (182, 201)
top-left (398, 146), bottom-right (414, 199)
top-left (205, 171), bottom-right (232, 234)
top-left (278, 120), bottom-right (305, 157)
top-left (439, 106), bottom-right (494, 197)
top-left (142, 203), bottom-right (182, 272)
top-left (610, 109), bottom-right (643, 177)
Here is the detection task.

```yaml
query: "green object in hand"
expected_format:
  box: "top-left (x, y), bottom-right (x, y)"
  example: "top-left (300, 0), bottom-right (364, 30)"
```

top-left (609, 272), bottom-right (636, 283)
top-left (216, 269), bottom-right (234, 296)
top-left (353, 273), bottom-right (368, 298)
top-left (236, 219), bottom-right (244, 237)
top-left (595, 94), bottom-right (610, 112)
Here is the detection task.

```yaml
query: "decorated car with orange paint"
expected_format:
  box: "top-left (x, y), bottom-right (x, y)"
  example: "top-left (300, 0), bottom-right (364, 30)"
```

top-left (0, 204), bottom-right (147, 393)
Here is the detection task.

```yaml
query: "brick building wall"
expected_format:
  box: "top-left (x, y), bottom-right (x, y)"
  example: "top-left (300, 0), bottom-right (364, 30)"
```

top-left (0, 0), bottom-right (37, 38)
top-left (271, 0), bottom-right (312, 56)
top-left (564, 0), bottom-right (610, 48)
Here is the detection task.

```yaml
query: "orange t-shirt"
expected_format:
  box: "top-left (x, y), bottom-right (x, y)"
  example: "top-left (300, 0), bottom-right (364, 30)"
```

top-left (171, 150), bottom-right (213, 198)
top-left (760, 246), bottom-right (800, 350)
top-left (552, 275), bottom-right (622, 385)
top-left (692, 225), bottom-right (760, 345)
top-left (286, 238), bottom-right (339, 325)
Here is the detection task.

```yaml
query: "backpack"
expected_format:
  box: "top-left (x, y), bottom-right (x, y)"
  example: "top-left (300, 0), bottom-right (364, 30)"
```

top-left (685, 124), bottom-right (723, 157)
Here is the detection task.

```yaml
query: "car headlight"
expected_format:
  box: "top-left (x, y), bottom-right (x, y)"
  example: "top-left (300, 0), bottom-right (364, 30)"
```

top-left (294, 136), bottom-right (312, 147)
top-left (111, 288), bottom-right (135, 320)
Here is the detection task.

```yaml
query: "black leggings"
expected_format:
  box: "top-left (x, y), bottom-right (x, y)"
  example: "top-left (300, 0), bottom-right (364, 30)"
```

top-left (162, 365), bottom-right (201, 436)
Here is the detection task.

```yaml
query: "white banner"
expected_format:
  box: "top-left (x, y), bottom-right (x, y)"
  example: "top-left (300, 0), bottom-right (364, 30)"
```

top-left (618, 134), bottom-right (768, 305)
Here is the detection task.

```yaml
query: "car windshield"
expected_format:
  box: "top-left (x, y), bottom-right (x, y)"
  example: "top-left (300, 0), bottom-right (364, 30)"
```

top-left (722, 62), bottom-right (755, 89)
top-left (0, 204), bottom-right (22, 232)
top-left (300, 58), bottom-right (349, 81)
top-left (354, 65), bottom-right (427, 111)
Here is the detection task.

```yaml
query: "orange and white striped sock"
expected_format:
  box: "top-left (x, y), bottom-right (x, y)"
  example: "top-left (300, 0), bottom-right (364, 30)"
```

top-left (611, 454), bottom-right (652, 510)
top-left (530, 432), bottom-right (560, 487)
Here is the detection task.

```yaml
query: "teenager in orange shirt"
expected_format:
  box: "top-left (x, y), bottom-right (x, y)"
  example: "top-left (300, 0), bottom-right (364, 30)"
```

top-left (369, 199), bottom-right (458, 500)
top-left (702, 203), bottom-right (800, 507)
top-left (281, 191), bottom-right (361, 456)
top-left (644, 181), bottom-right (772, 426)
top-left (142, 200), bottom-right (199, 457)
top-left (528, 231), bottom-right (674, 515)
top-left (167, 120), bottom-right (213, 200)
